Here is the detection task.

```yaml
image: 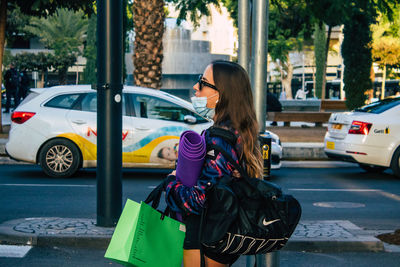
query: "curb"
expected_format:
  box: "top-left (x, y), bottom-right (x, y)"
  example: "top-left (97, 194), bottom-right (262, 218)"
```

top-left (0, 218), bottom-right (112, 249)
top-left (0, 218), bottom-right (385, 252)
top-left (283, 220), bottom-right (384, 253)
top-left (282, 142), bottom-right (327, 160)
top-left (284, 239), bottom-right (384, 252)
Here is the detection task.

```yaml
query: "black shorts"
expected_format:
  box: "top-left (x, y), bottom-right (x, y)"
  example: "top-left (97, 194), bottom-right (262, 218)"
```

top-left (183, 214), bottom-right (240, 265)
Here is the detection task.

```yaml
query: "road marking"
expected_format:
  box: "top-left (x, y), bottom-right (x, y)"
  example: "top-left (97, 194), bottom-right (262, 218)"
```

top-left (0, 245), bottom-right (32, 258)
top-left (378, 191), bottom-right (400, 202)
top-left (289, 188), bottom-right (400, 202)
top-left (289, 188), bottom-right (380, 192)
top-left (313, 202), bottom-right (366, 208)
top-left (0, 184), bottom-right (95, 188)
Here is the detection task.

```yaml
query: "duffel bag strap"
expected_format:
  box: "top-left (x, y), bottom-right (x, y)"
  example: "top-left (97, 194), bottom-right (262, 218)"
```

top-left (145, 175), bottom-right (175, 209)
top-left (199, 202), bottom-right (207, 267)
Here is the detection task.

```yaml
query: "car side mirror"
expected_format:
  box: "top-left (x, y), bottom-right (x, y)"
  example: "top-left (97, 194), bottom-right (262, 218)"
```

top-left (184, 115), bottom-right (197, 124)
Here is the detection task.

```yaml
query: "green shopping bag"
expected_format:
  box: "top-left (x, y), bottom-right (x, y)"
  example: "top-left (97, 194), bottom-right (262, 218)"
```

top-left (105, 199), bottom-right (186, 267)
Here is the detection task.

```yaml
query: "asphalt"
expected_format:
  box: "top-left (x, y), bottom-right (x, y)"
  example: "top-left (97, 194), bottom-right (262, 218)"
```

top-left (0, 111), bottom-right (398, 254)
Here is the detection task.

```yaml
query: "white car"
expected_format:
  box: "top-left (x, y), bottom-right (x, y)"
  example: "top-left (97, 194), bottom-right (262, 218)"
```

top-left (324, 97), bottom-right (400, 177)
top-left (6, 85), bottom-right (282, 177)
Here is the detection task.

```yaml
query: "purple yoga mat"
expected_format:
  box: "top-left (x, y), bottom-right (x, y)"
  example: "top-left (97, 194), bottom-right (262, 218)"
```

top-left (175, 130), bottom-right (206, 187)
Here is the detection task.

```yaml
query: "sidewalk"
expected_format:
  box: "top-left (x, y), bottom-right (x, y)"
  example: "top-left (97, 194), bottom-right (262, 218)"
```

top-left (0, 217), bottom-right (392, 253)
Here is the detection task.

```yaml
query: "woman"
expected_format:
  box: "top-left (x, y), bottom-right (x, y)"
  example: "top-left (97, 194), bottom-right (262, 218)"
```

top-left (166, 60), bottom-right (263, 267)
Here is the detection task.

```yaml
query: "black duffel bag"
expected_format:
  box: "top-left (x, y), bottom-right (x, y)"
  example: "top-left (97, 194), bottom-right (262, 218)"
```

top-left (200, 128), bottom-right (301, 256)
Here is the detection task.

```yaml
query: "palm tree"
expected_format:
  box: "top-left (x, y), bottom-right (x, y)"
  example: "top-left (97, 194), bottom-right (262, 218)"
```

top-left (132, 0), bottom-right (165, 89)
top-left (24, 8), bottom-right (88, 84)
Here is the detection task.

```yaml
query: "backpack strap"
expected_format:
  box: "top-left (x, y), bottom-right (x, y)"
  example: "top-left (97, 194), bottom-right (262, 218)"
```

top-left (207, 126), bottom-right (238, 148)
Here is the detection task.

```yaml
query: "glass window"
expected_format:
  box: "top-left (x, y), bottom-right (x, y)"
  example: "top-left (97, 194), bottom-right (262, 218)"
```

top-left (355, 98), bottom-right (400, 114)
top-left (81, 93), bottom-right (97, 112)
top-left (44, 94), bottom-right (80, 109)
top-left (78, 93), bottom-right (127, 115)
top-left (133, 94), bottom-right (208, 123)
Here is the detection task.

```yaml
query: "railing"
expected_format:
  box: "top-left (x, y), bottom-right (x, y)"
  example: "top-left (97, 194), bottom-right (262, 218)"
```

top-left (267, 100), bottom-right (348, 127)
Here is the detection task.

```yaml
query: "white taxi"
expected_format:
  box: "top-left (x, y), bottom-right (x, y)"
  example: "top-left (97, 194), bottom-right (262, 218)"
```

top-left (324, 97), bottom-right (400, 177)
top-left (6, 85), bottom-right (282, 177)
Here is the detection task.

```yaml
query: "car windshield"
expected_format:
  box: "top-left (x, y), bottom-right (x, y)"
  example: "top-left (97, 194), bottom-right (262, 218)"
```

top-left (354, 97), bottom-right (400, 114)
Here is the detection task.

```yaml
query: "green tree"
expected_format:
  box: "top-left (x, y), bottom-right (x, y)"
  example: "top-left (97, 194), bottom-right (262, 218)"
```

top-left (265, 0), bottom-right (313, 99)
top-left (0, 0), bottom-right (93, 133)
top-left (168, 0), bottom-right (313, 98)
top-left (342, 0), bottom-right (399, 109)
top-left (4, 5), bottom-right (33, 48)
top-left (24, 8), bottom-right (88, 84)
top-left (371, 11), bottom-right (400, 99)
top-left (342, 5), bottom-right (373, 109)
top-left (306, 0), bottom-right (346, 99)
top-left (83, 14), bottom-right (97, 85)
top-left (167, 0), bottom-right (219, 27)
top-left (35, 52), bottom-right (52, 87)
top-left (11, 52), bottom-right (52, 87)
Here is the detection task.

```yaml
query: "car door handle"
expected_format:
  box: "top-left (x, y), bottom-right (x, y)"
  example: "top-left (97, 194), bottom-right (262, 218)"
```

top-left (134, 126), bottom-right (150, 131)
top-left (72, 120), bottom-right (87, 125)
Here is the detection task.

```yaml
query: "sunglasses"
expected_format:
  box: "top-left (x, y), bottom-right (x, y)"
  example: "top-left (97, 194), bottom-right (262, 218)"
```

top-left (197, 75), bottom-right (219, 91)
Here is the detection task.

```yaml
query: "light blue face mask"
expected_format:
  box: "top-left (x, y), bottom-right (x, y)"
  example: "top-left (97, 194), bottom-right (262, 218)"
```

top-left (191, 96), bottom-right (215, 119)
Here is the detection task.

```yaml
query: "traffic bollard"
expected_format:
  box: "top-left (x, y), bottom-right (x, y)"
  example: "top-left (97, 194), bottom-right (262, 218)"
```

top-left (259, 132), bottom-right (272, 179)
top-left (246, 252), bottom-right (280, 267)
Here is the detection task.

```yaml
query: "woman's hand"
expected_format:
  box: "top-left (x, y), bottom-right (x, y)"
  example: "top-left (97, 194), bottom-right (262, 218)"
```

top-left (232, 169), bottom-right (241, 178)
top-left (169, 170), bottom-right (176, 176)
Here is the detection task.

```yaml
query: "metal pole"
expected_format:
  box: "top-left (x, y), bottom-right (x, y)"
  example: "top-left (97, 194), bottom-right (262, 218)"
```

top-left (302, 52), bottom-right (305, 91)
top-left (265, 252), bottom-right (280, 267)
top-left (96, 0), bottom-right (123, 227)
top-left (238, 0), bottom-right (250, 72)
top-left (246, 252), bottom-right (280, 267)
top-left (250, 0), bottom-right (269, 133)
top-left (248, 2), bottom-right (280, 265)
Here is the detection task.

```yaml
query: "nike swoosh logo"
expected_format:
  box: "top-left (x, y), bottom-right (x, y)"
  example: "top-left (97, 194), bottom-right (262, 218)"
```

top-left (262, 218), bottom-right (280, 226)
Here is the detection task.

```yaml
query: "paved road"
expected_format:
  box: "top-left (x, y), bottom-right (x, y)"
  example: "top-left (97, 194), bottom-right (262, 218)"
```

top-left (1, 245), bottom-right (400, 267)
top-left (0, 164), bottom-right (399, 266)
top-left (0, 164), bottom-right (399, 230)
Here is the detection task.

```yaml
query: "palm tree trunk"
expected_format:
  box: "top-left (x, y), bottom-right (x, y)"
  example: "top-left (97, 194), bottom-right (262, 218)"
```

top-left (0, 0), bottom-right (8, 133)
top-left (132, 0), bottom-right (165, 89)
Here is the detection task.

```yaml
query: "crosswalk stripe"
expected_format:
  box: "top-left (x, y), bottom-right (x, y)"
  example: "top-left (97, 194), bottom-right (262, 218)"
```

top-left (0, 245), bottom-right (32, 258)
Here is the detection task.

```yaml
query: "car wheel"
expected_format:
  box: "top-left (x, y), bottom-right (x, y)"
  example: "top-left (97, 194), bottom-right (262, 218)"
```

top-left (39, 139), bottom-right (81, 178)
top-left (358, 163), bottom-right (387, 173)
top-left (391, 147), bottom-right (400, 178)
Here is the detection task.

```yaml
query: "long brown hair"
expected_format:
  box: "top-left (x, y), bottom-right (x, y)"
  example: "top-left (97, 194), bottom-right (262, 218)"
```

top-left (211, 60), bottom-right (263, 178)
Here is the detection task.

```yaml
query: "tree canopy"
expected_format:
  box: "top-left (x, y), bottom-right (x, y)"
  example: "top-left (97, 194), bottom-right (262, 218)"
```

top-left (0, 0), bottom-right (94, 132)
top-left (371, 10), bottom-right (400, 68)
top-left (24, 8), bottom-right (88, 84)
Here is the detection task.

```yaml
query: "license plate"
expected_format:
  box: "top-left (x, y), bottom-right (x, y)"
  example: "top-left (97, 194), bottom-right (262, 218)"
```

top-left (331, 124), bottom-right (342, 130)
top-left (326, 141), bottom-right (335, 150)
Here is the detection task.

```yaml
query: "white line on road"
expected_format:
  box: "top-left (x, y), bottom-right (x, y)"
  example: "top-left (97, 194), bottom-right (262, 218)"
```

top-left (288, 188), bottom-right (380, 192)
top-left (0, 184), bottom-right (95, 188)
top-left (289, 188), bottom-right (400, 202)
top-left (0, 245), bottom-right (32, 258)
top-left (378, 191), bottom-right (400, 202)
